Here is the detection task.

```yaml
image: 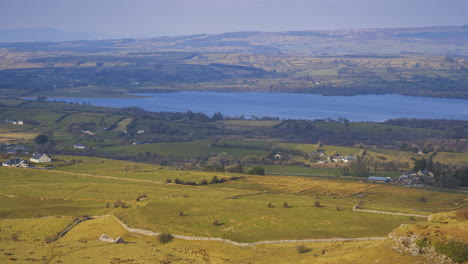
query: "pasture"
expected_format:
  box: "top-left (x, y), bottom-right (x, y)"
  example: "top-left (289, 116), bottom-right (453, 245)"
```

top-left (96, 139), bottom-right (269, 159)
top-left (1, 160), bottom-right (466, 243)
top-left (0, 215), bottom-right (423, 264)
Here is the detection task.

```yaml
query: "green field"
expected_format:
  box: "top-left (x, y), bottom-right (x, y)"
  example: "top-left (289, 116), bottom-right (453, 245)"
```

top-left (96, 139), bottom-right (269, 159)
top-left (257, 165), bottom-right (342, 177)
top-left (0, 215), bottom-right (426, 264)
top-left (1, 161), bottom-right (466, 242)
top-left (0, 153), bottom-right (466, 263)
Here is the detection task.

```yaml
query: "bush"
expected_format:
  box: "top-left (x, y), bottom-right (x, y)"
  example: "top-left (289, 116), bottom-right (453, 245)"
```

top-left (247, 166), bottom-right (265, 175)
top-left (199, 179), bottom-right (208, 185)
top-left (34, 134), bottom-right (49, 145)
top-left (211, 176), bottom-right (220, 184)
top-left (296, 244), bottom-right (310, 254)
top-left (158, 233), bottom-right (173, 244)
top-left (268, 203), bottom-right (274, 208)
top-left (136, 194), bottom-right (148, 201)
top-left (434, 241), bottom-right (468, 263)
top-left (114, 201), bottom-right (127, 208)
top-left (226, 163), bottom-right (245, 173)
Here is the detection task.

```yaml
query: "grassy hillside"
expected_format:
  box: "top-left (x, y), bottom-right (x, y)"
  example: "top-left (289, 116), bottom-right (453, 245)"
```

top-left (0, 159), bottom-right (466, 263)
top-left (0, 215), bottom-right (427, 264)
top-left (1, 159), bottom-right (466, 242)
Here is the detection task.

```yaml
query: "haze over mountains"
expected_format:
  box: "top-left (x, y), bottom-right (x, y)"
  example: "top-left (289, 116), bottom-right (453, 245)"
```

top-left (1, 25), bottom-right (467, 99)
top-left (0, 27), bottom-right (115, 43)
top-left (1, 25), bottom-right (468, 56)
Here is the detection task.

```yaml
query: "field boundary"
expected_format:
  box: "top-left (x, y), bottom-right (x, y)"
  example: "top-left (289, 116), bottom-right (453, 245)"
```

top-left (352, 208), bottom-right (429, 218)
top-left (108, 215), bottom-right (386, 247)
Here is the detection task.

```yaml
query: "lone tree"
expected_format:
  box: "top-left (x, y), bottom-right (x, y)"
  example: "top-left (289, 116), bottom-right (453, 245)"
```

top-left (34, 134), bottom-right (49, 145)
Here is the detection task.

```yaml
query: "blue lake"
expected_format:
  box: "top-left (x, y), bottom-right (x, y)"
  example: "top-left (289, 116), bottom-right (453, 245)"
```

top-left (51, 92), bottom-right (468, 122)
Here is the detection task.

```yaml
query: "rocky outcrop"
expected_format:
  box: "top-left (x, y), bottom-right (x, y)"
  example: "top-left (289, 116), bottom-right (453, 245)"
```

top-left (389, 211), bottom-right (468, 264)
top-left (389, 232), bottom-right (453, 264)
top-left (99, 234), bottom-right (125, 243)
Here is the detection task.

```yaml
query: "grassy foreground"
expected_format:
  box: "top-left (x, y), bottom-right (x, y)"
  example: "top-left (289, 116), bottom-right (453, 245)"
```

top-left (0, 156), bottom-right (466, 263)
top-left (0, 216), bottom-right (425, 264)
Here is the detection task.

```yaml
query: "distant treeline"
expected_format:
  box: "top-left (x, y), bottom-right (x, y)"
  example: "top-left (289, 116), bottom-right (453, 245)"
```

top-left (0, 63), bottom-right (273, 92)
top-left (384, 118), bottom-right (468, 132)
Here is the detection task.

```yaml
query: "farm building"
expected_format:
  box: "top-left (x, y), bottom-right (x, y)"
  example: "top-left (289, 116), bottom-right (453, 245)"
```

top-left (73, 144), bottom-right (87, 150)
top-left (367, 176), bottom-right (390, 183)
top-left (417, 170), bottom-right (434, 177)
top-left (30, 153), bottom-right (51, 163)
top-left (2, 158), bottom-right (29, 168)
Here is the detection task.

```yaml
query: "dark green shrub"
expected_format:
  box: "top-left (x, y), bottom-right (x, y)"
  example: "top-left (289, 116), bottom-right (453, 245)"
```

top-left (247, 166), bottom-right (265, 175)
top-left (434, 241), bottom-right (468, 263)
top-left (158, 233), bottom-right (173, 244)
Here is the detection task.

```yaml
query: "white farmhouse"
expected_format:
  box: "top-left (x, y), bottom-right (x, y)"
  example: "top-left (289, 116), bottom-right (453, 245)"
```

top-left (30, 153), bottom-right (52, 163)
top-left (73, 144), bottom-right (87, 150)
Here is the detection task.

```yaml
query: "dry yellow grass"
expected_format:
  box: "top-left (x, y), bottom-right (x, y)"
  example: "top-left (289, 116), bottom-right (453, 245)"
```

top-left (0, 216), bottom-right (426, 264)
top-left (0, 132), bottom-right (38, 143)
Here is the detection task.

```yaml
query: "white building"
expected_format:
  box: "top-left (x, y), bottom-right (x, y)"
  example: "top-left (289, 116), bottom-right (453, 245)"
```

top-left (2, 158), bottom-right (29, 168)
top-left (73, 144), bottom-right (87, 150)
top-left (30, 153), bottom-right (52, 163)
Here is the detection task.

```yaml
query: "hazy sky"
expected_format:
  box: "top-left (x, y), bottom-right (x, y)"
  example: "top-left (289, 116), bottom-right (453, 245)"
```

top-left (1, 0), bottom-right (467, 37)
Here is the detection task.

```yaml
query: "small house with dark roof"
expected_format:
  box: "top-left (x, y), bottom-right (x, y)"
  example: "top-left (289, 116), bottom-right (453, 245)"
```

top-left (2, 158), bottom-right (29, 168)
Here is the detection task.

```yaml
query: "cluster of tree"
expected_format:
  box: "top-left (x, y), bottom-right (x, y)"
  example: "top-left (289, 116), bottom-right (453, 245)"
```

top-left (385, 118), bottom-right (468, 134)
top-left (167, 175), bottom-right (244, 186)
top-left (340, 159), bottom-right (369, 177)
top-left (413, 157), bottom-right (468, 189)
top-left (0, 60), bottom-right (273, 93)
top-left (270, 120), bottom-right (467, 151)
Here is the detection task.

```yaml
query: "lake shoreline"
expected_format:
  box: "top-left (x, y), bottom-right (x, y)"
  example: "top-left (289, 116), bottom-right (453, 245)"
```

top-left (28, 92), bottom-right (468, 122)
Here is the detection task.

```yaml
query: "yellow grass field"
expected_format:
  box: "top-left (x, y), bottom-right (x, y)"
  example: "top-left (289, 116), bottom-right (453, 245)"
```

top-left (0, 216), bottom-right (427, 264)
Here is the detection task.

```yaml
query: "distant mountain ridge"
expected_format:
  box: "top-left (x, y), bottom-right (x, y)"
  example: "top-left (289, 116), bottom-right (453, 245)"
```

top-left (0, 27), bottom-right (115, 42)
top-left (0, 25), bottom-right (467, 55)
